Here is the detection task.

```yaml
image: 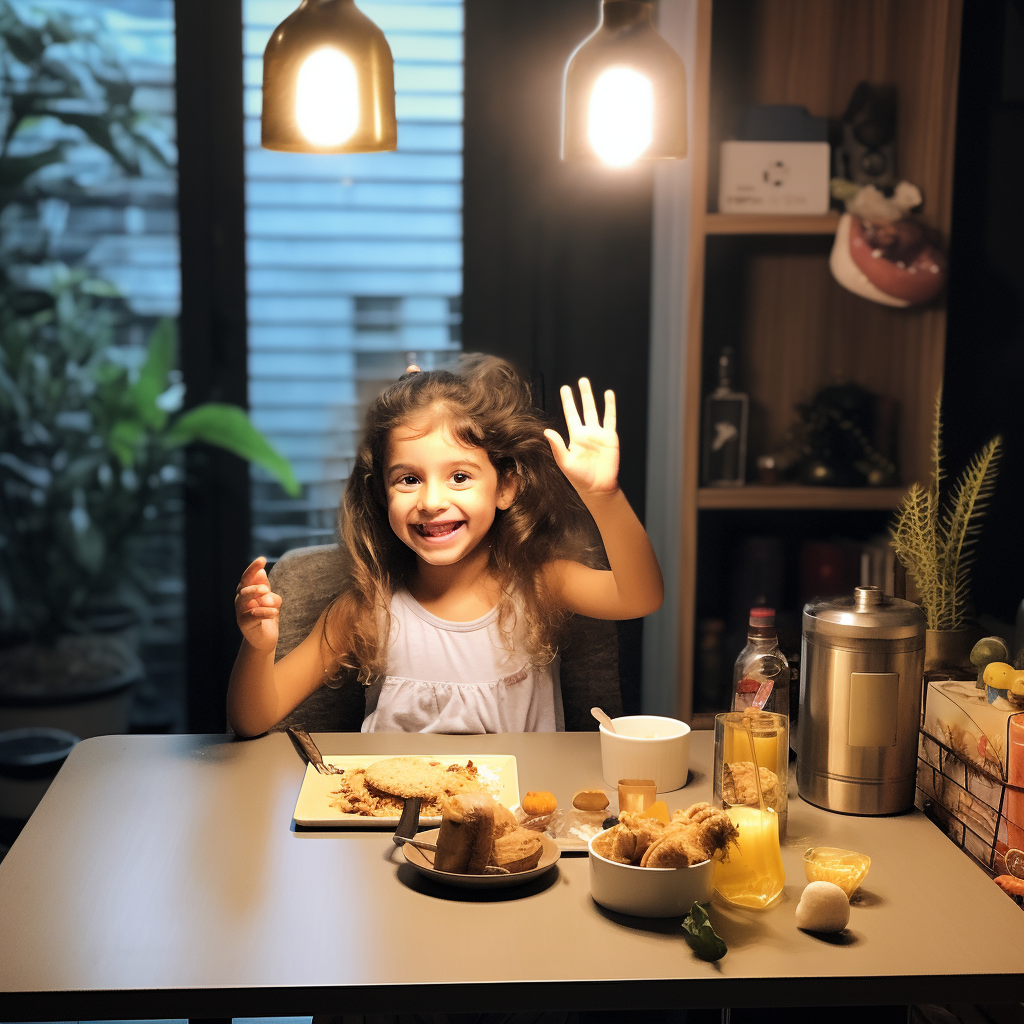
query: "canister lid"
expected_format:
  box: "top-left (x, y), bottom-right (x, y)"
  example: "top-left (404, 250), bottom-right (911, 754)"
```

top-left (803, 586), bottom-right (926, 641)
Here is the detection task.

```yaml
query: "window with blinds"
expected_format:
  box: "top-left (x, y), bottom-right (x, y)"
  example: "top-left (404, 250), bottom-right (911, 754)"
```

top-left (242, 0), bottom-right (464, 558)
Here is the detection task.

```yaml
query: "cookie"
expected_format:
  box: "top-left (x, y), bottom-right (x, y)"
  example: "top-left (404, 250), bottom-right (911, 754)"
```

top-left (363, 757), bottom-right (447, 799)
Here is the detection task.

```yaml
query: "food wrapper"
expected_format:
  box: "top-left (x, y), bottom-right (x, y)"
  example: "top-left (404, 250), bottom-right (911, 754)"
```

top-left (516, 790), bottom-right (616, 849)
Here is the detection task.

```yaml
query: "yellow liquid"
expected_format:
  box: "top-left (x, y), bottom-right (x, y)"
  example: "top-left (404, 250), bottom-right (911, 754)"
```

top-left (713, 805), bottom-right (785, 909)
top-left (722, 728), bottom-right (780, 774)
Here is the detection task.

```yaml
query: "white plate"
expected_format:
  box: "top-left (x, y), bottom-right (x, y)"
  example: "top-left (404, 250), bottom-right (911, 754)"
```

top-left (292, 753), bottom-right (520, 827)
top-left (401, 827), bottom-right (560, 888)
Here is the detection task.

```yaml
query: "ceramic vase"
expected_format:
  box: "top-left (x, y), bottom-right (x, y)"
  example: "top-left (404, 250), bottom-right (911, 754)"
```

top-left (924, 628), bottom-right (977, 680)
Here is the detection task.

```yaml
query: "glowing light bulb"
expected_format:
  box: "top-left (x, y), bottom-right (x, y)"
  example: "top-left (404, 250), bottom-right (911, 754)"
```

top-left (296, 47), bottom-right (359, 147)
top-left (587, 67), bottom-right (653, 166)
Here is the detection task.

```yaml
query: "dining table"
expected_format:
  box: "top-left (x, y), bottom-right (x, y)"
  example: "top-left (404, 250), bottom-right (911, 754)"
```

top-left (0, 729), bottom-right (1021, 1022)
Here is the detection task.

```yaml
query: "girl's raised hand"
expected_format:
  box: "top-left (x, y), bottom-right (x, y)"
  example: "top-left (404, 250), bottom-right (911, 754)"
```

top-left (234, 556), bottom-right (282, 652)
top-left (544, 378), bottom-right (620, 496)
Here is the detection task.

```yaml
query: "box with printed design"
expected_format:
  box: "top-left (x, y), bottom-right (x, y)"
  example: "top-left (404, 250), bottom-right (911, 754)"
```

top-left (915, 678), bottom-right (1024, 876)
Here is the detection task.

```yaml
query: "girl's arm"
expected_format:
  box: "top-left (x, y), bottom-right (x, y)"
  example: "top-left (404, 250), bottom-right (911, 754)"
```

top-left (227, 556), bottom-right (337, 736)
top-left (542, 380), bottom-right (664, 620)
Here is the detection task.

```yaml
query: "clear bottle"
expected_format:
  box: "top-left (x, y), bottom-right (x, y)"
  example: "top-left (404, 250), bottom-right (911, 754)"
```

top-left (730, 607), bottom-right (790, 718)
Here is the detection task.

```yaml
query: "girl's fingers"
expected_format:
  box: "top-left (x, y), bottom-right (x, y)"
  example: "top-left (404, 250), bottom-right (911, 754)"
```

top-left (544, 428), bottom-right (570, 466)
top-left (237, 589), bottom-right (280, 610)
top-left (578, 378), bottom-right (599, 426)
top-left (246, 606), bottom-right (279, 620)
top-left (239, 556), bottom-right (268, 590)
top-left (559, 385), bottom-right (582, 433)
top-left (603, 389), bottom-right (617, 434)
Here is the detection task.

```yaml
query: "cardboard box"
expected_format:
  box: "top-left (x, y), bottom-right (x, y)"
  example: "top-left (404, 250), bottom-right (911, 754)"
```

top-left (916, 678), bottom-right (1024, 876)
top-left (718, 141), bottom-right (831, 215)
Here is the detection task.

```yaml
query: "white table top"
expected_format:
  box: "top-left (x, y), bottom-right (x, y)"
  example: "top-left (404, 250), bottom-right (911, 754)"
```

top-left (0, 730), bottom-right (1020, 1020)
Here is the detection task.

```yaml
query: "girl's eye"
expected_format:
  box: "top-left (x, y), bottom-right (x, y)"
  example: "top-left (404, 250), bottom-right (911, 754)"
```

top-left (452, 471), bottom-right (470, 484)
top-left (400, 475), bottom-right (418, 486)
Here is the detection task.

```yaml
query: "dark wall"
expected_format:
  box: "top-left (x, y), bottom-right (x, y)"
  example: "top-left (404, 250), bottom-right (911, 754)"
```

top-left (463, 0), bottom-right (656, 713)
top-left (176, 0), bottom-right (250, 731)
top-left (944, 0), bottom-right (1024, 632)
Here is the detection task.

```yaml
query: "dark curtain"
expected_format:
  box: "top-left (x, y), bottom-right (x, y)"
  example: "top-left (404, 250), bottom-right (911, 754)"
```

top-left (463, 0), bottom-right (656, 714)
top-left (944, 0), bottom-right (1024, 632)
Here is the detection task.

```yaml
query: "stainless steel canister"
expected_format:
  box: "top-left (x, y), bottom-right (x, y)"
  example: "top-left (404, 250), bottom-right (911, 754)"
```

top-left (797, 586), bottom-right (926, 815)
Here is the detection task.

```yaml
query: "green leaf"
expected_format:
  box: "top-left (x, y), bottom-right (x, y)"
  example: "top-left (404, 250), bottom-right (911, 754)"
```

top-left (128, 319), bottom-right (175, 429)
top-left (682, 902), bottom-right (727, 962)
top-left (165, 403), bottom-right (300, 497)
top-left (108, 419), bottom-right (144, 468)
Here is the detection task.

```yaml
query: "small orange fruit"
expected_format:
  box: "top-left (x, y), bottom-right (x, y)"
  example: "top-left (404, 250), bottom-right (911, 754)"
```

top-left (522, 790), bottom-right (558, 816)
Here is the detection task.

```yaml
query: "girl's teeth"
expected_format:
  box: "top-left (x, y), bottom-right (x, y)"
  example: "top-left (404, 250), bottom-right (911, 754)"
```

top-left (420, 522), bottom-right (459, 537)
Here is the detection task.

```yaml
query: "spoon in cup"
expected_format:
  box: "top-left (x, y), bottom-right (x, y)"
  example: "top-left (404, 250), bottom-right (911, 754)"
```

top-left (591, 707), bottom-right (616, 733)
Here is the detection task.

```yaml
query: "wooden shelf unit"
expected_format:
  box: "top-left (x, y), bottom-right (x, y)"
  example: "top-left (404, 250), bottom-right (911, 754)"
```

top-left (703, 213), bottom-right (840, 235)
top-left (677, 0), bottom-right (963, 720)
top-left (696, 486), bottom-right (906, 511)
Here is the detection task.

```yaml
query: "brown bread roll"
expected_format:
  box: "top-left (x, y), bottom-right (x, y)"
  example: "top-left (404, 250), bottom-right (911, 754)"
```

top-left (572, 788), bottom-right (609, 811)
top-left (490, 827), bottom-right (544, 873)
top-left (433, 792), bottom-right (495, 874)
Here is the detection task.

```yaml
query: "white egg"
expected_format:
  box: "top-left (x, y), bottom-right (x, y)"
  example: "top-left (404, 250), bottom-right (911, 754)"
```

top-left (795, 880), bottom-right (851, 933)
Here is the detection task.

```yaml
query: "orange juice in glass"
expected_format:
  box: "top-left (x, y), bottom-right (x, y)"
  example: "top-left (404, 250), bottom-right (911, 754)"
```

top-left (713, 711), bottom-right (787, 908)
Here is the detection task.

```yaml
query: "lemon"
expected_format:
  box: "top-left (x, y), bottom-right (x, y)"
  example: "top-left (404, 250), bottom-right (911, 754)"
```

top-left (983, 662), bottom-right (1015, 689)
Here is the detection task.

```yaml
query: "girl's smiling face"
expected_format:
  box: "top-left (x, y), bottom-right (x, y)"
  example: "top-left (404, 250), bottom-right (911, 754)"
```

top-left (385, 416), bottom-right (515, 568)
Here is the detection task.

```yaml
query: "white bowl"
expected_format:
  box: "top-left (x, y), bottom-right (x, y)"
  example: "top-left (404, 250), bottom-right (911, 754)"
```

top-left (599, 715), bottom-right (691, 792)
top-left (588, 828), bottom-right (713, 917)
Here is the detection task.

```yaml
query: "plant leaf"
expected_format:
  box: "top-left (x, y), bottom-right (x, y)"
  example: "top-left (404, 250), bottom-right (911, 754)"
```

top-left (940, 436), bottom-right (1002, 629)
top-left (165, 403), bottom-right (300, 497)
top-left (128, 318), bottom-right (175, 429)
top-left (108, 419), bottom-right (144, 468)
top-left (890, 388), bottom-right (1002, 629)
top-left (682, 902), bottom-right (727, 962)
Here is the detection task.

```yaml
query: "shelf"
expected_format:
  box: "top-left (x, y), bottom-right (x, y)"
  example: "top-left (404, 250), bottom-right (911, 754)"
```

top-left (697, 485), bottom-right (907, 511)
top-left (703, 213), bottom-right (840, 235)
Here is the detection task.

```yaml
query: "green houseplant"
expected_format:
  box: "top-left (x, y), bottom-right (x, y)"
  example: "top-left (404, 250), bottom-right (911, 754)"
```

top-left (0, 270), bottom-right (298, 712)
top-left (890, 392), bottom-right (1001, 674)
top-left (0, 3), bottom-right (298, 730)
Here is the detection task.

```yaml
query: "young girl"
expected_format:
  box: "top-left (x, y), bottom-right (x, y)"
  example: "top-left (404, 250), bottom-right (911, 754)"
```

top-left (228, 354), bottom-right (663, 737)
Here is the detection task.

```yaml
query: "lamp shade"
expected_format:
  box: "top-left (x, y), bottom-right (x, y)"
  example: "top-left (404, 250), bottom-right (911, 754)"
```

top-left (563, 0), bottom-right (687, 165)
top-left (262, 0), bottom-right (397, 153)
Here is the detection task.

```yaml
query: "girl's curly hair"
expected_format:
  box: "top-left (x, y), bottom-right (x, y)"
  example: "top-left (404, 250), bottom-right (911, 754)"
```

top-left (323, 354), bottom-right (599, 683)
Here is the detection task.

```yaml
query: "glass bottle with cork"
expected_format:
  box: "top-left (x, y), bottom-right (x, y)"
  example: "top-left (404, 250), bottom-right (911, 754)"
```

top-left (731, 607), bottom-right (790, 718)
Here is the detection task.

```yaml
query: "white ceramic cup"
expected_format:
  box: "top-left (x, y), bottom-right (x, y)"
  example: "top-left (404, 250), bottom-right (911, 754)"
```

top-left (599, 715), bottom-right (691, 793)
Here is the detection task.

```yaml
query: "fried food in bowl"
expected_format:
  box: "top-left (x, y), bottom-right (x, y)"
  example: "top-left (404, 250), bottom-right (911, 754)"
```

top-left (588, 803), bottom-right (738, 917)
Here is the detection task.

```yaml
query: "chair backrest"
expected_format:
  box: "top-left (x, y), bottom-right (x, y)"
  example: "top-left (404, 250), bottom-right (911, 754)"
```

top-left (267, 544), bottom-right (622, 732)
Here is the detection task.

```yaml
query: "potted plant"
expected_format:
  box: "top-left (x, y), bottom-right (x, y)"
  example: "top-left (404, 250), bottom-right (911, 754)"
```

top-left (0, 3), bottom-right (297, 735)
top-left (890, 391), bottom-right (1002, 677)
top-left (0, 269), bottom-right (299, 734)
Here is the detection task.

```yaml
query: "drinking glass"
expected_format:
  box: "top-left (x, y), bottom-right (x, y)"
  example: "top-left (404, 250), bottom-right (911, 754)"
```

top-left (712, 710), bottom-right (788, 909)
top-left (617, 779), bottom-right (657, 813)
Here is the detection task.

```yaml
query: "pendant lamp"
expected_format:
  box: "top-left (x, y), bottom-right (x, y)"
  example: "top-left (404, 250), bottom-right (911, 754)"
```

top-left (262, 0), bottom-right (397, 153)
top-left (563, 0), bottom-right (687, 165)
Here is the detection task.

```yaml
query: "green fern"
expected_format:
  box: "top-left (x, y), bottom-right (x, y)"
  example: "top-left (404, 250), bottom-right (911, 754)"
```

top-left (890, 390), bottom-right (1001, 630)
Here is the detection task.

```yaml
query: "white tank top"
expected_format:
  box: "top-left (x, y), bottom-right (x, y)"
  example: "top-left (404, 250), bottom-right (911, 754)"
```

top-left (360, 588), bottom-right (564, 734)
